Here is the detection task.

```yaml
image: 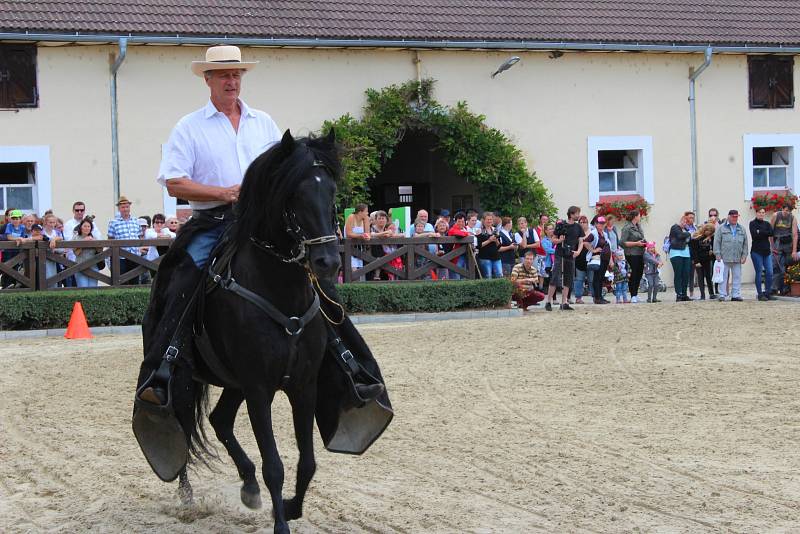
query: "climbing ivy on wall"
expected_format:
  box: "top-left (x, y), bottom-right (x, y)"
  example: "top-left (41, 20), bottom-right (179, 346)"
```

top-left (321, 79), bottom-right (556, 220)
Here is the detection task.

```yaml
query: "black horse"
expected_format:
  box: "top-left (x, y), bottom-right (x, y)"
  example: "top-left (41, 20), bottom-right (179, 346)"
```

top-left (138, 130), bottom-right (377, 533)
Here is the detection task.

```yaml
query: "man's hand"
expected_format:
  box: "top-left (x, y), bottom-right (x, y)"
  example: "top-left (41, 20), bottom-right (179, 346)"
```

top-left (220, 184), bottom-right (241, 204)
top-left (741, 257), bottom-right (747, 264)
top-left (572, 250), bottom-right (580, 258)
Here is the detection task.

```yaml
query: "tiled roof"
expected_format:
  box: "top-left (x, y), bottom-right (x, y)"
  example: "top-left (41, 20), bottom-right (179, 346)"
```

top-left (1, 1), bottom-right (800, 46)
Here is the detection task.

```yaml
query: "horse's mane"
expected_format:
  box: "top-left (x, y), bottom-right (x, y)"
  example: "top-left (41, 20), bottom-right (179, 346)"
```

top-left (234, 133), bottom-right (341, 246)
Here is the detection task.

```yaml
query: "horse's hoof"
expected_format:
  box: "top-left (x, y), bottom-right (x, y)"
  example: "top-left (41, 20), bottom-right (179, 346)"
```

top-left (178, 484), bottom-right (194, 506)
top-left (240, 484), bottom-right (262, 510)
top-left (283, 497), bottom-right (303, 521)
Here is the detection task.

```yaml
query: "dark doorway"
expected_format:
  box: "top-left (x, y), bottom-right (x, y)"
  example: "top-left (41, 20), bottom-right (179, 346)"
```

top-left (369, 131), bottom-right (478, 219)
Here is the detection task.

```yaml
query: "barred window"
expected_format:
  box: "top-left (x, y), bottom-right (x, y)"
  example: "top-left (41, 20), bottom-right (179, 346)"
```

top-left (748, 56), bottom-right (794, 109)
top-left (0, 44), bottom-right (38, 109)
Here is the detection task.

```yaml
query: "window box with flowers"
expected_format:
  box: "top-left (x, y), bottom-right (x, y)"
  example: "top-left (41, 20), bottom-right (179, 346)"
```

top-left (784, 263), bottom-right (800, 297)
top-left (594, 197), bottom-right (650, 221)
top-left (750, 190), bottom-right (798, 212)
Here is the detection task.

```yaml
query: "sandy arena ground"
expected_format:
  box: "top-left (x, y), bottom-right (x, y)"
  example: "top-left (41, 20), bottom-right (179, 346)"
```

top-left (2, 298), bottom-right (800, 533)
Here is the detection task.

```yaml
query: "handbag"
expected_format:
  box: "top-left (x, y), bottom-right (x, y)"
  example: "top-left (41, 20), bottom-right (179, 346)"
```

top-left (712, 259), bottom-right (724, 283)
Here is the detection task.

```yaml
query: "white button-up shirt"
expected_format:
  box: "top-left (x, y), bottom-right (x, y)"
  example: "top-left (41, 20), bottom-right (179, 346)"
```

top-left (158, 99), bottom-right (282, 210)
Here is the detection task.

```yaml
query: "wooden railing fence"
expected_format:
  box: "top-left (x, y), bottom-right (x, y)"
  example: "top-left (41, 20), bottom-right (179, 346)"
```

top-left (0, 236), bottom-right (479, 291)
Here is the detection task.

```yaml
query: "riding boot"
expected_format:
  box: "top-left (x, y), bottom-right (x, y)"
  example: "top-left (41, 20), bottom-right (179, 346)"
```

top-left (137, 261), bottom-right (205, 406)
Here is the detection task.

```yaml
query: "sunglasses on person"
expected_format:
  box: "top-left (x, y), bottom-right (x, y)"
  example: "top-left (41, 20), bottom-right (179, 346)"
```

top-left (74, 208), bottom-right (85, 213)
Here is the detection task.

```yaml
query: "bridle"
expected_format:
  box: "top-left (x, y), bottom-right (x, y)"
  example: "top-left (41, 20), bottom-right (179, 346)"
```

top-left (250, 159), bottom-right (339, 264)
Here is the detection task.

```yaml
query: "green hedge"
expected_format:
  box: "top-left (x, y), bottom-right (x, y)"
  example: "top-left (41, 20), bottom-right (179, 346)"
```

top-left (0, 279), bottom-right (512, 330)
top-left (0, 288), bottom-right (151, 331)
top-left (336, 279), bottom-right (513, 313)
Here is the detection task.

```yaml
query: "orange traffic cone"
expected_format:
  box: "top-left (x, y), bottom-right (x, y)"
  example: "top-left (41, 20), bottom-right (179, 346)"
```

top-left (65, 301), bottom-right (93, 339)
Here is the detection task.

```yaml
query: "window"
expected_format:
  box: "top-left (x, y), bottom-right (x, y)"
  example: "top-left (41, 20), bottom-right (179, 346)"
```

top-left (0, 162), bottom-right (35, 211)
top-left (398, 186), bottom-right (413, 204)
top-left (0, 44), bottom-right (38, 108)
top-left (598, 150), bottom-right (639, 193)
top-left (742, 134), bottom-right (800, 200)
top-left (752, 147), bottom-right (789, 188)
top-left (748, 56), bottom-right (794, 109)
top-left (588, 136), bottom-right (654, 206)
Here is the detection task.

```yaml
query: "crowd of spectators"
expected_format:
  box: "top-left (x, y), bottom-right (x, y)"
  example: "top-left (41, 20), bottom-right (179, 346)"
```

top-left (343, 202), bottom-right (800, 309)
top-left (1, 197), bottom-right (179, 289)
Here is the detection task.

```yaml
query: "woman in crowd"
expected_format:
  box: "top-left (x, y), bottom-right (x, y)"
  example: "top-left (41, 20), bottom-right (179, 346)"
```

top-left (750, 207), bottom-right (775, 301)
top-left (165, 215), bottom-right (180, 235)
top-left (573, 215), bottom-right (592, 303)
top-left (590, 216), bottom-right (611, 304)
top-left (603, 214), bottom-right (619, 257)
top-left (345, 203), bottom-right (371, 278)
top-left (689, 223), bottom-right (716, 300)
top-left (515, 216), bottom-right (539, 259)
top-left (42, 213), bottom-right (65, 287)
top-left (476, 212), bottom-right (503, 278)
top-left (668, 214), bottom-right (693, 301)
top-left (434, 218), bottom-right (452, 280)
top-left (706, 208), bottom-right (720, 226)
top-left (412, 218), bottom-right (438, 280)
top-left (369, 210), bottom-right (394, 280)
top-left (144, 213), bottom-right (174, 262)
top-left (497, 216), bottom-right (518, 276)
top-left (72, 217), bottom-right (103, 288)
top-left (620, 210), bottom-right (647, 303)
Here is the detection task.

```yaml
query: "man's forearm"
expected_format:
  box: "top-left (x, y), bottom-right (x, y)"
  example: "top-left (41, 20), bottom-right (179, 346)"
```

top-left (166, 177), bottom-right (233, 202)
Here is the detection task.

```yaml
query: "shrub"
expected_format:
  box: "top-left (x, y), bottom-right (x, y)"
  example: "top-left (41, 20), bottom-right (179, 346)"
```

top-left (0, 279), bottom-right (513, 330)
top-left (0, 288), bottom-right (150, 330)
top-left (336, 279), bottom-right (513, 313)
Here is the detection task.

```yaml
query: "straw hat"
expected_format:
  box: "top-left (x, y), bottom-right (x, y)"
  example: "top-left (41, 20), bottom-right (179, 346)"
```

top-left (116, 195), bottom-right (132, 206)
top-left (191, 45), bottom-right (258, 77)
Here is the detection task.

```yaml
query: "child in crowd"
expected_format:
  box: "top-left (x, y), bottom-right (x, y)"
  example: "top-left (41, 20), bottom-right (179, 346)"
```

top-left (612, 248), bottom-right (629, 303)
top-left (644, 241), bottom-right (663, 303)
top-left (540, 223), bottom-right (556, 291)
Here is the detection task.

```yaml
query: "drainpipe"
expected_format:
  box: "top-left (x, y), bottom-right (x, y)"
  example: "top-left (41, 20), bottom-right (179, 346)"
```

top-left (413, 51), bottom-right (422, 106)
top-left (689, 46), bottom-right (712, 215)
top-left (110, 37), bottom-right (127, 209)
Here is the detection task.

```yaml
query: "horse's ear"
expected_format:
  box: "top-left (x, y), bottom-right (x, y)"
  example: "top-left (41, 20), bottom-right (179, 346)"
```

top-left (280, 129), bottom-right (295, 152)
top-left (325, 127), bottom-right (336, 144)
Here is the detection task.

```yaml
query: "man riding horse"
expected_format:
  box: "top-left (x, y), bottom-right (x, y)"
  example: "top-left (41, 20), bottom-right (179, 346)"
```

top-left (134, 46), bottom-right (386, 481)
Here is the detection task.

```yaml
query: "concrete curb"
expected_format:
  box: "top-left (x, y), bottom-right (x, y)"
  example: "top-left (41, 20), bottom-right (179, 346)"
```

top-left (1, 310), bottom-right (523, 339)
top-left (1, 324), bottom-right (141, 341)
top-left (349, 308), bottom-right (523, 325)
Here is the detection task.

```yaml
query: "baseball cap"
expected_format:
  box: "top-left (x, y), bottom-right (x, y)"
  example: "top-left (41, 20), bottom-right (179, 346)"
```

top-left (136, 218), bottom-right (148, 226)
top-left (646, 241), bottom-right (656, 248)
top-left (728, 209), bottom-right (739, 216)
top-left (596, 216), bottom-right (607, 223)
top-left (31, 223), bottom-right (43, 231)
top-left (440, 209), bottom-right (450, 217)
top-left (9, 209), bottom-right (23, 218)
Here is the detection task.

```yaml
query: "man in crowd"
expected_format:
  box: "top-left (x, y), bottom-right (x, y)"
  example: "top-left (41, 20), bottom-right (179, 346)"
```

top-left (411, 209), bottom-right (435, 235)
top-left (713, 209), bottom-right (748, 301)
top-left (544, 206), bottom-right (584, 311)
top-left (107, 195), bottom-right (142, 284)
top-left (511, 249), bottom-right (545, 309)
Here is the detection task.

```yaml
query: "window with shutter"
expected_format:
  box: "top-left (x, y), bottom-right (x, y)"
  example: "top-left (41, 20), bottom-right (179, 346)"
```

top-left (749, 56), bottom-right (794, 109)
top-left (0, 44), bottom-right (38, 109)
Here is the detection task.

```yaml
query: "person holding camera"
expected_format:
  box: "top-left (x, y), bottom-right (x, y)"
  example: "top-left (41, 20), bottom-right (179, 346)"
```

top-left (476, 211), bottom-right (503, 278)
top-left (770, 204), bottom-right (797, 295)
top-left (544, 206), bottom-right (584, 311)
top-left (619, 210), bottom-right (647, 303)
top-left (668, 213), bottom-right (693, 301)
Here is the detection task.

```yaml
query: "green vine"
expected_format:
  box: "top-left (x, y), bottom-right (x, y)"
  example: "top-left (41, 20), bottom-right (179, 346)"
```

top-left (322, 79), bottom-right (555, 219)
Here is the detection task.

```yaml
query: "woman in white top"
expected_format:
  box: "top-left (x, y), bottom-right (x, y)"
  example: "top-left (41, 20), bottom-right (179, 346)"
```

top-left (144, 213), bottom-right (175, 261)
top-left (345, 204), bottom-right (371, 278)
top-left (42, 213), bottom-right (65, 287)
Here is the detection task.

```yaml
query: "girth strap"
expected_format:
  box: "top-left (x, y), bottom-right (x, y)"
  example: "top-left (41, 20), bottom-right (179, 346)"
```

top-left (216, 274), bottom-right (320, 336)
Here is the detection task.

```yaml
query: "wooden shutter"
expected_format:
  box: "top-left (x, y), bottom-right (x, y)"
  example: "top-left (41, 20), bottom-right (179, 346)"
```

top-left (749, 55), bottom-right (794, 109)
top-left (0, 45), bottom-right (38, 108)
